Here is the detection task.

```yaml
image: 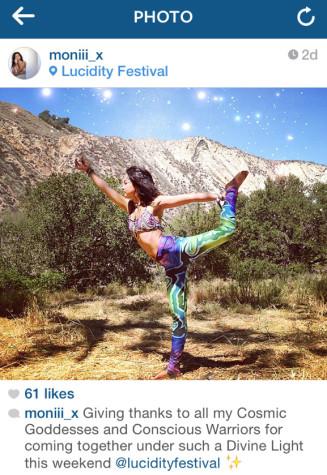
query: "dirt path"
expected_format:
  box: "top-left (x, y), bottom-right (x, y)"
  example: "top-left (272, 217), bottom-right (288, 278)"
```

top-left (1, 291), bottom-right (326, 379)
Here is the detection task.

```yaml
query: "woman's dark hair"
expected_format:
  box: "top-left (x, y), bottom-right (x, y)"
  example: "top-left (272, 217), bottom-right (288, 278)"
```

top-left (12, 52), bottom-right (24, 68)
top-left (126, 166), bottom-right (161, 209)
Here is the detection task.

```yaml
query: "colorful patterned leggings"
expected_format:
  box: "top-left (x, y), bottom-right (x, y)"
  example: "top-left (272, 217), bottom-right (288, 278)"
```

top-left (156, 187), bottom-right (238, 375)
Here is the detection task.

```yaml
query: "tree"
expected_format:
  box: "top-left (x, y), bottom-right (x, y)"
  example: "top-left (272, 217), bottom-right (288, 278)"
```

top-left (1, 173), bottom-right (152, 290)
top-left (169, 176), bottom-right (326, 279)
top-left (39, 110), bottom-right (72, 130)
top-left (309, 182), bottom-right (327, 265)
top-left (235, 176), bottom-right (326, 270)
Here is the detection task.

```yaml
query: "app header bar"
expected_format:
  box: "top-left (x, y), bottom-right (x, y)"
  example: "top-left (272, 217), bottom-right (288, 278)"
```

top-left (0, 0), bottom-right (326, 39)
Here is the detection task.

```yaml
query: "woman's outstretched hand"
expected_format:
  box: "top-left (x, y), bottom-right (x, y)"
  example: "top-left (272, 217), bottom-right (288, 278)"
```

top-left (74, 155), bottom-right (91, 173)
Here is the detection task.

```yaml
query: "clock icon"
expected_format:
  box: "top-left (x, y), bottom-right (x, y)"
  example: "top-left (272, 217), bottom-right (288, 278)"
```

top-left (288, 49), bottom-right (299, 60)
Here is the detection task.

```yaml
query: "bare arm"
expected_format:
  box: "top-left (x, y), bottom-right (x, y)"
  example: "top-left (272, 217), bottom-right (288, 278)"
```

top-left (18, 61), bottom-right (26, 73)
top-left (153, 192), bottom-right (218, 210)
top-left (74, 156), bottom-right (129, 212)
top-left (89, 173), bottom-right (129, 211)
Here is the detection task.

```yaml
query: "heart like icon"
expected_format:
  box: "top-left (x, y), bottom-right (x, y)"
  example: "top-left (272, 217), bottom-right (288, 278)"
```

top-left (8, 389), bottom-right (19, 399)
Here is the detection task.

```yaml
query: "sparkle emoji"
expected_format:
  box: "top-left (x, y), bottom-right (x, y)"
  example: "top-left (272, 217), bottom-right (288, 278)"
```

top-left (227, 454), bottom-right (241, 469)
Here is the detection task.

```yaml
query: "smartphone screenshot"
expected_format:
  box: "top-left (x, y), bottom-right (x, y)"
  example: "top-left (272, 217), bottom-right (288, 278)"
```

top-left (1, 1), bottom-right (326, 473)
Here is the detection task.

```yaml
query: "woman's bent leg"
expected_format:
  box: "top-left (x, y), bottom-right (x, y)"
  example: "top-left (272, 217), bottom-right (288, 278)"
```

top-left (182, 187), bottom-right (238, 260)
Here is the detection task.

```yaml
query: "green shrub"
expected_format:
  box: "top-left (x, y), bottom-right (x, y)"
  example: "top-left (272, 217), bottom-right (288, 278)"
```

top-left (283, 273), bottom-right (327, 306)
top-left (311, 276), bottom-right (327, 303)
top-left (36, 271), bottom-right (67, 291)
top-left (0, 269), bottom-right (34, 316)
top-left (284, 263), bottom-right (308, 276)
top-left (0, 173), bottom-right (152, 291)
top-left (220, 279), bottom-right (283, 308)
top-left (235, 177), bottom-right (327, 269)
top-left (230, 258), bottom-right (282, 283)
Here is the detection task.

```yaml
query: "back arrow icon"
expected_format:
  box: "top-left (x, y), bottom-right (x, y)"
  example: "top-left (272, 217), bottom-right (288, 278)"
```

top-left (12, 6), bottom-right (36, 26)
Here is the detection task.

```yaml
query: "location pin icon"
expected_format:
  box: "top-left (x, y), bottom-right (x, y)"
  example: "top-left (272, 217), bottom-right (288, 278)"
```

top-left (49, 66), bottom-right (57, 76)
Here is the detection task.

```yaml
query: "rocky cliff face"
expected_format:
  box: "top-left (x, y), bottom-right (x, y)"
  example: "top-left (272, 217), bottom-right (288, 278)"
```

top-left (0, 101), bottom-right (326, 212)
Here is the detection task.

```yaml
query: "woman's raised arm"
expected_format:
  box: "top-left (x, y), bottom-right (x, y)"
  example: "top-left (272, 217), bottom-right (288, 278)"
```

top-left (75, 156), bottom-right (129, 212)
top-left (153, 192), bottom-right (218, 210)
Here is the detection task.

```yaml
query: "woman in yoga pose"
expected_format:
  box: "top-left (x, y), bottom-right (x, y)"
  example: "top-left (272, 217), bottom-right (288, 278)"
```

top-left (75, 156), bottom-right (248, 379)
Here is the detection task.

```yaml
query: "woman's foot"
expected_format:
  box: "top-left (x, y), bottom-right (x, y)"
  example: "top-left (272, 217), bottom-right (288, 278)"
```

top-left (218, 171), bottom-right (249, 201)
top-left (151, 368), bottom-right (182, 380)
top-left (225, 170), bottom-right (249, 191)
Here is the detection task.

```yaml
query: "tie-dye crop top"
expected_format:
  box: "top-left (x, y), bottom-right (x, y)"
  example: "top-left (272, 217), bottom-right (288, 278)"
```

top-left (128, 207), bottom-right (164, 237)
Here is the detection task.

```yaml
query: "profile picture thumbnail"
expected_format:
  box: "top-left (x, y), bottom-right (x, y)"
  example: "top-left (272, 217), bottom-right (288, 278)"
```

top-left (9, 47), bottom-right (41, 80)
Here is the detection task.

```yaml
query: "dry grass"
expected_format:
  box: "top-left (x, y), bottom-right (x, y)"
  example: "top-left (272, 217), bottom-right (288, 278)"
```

top-left (0, 298), bottom-right (91, 371)
top-left (0, 279), bottom-right (326, 380)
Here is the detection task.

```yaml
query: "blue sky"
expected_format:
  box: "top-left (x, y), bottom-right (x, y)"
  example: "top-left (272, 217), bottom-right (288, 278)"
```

top-left (1, 88), bottom-right (326, 165)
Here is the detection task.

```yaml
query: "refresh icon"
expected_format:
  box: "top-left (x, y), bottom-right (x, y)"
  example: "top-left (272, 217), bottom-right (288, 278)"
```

top-left (297, 6), bottom-right (316, 27)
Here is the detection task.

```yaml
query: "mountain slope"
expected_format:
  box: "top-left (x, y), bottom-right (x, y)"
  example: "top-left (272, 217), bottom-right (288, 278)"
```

top-left (0, 101), bottom-right (326, 212)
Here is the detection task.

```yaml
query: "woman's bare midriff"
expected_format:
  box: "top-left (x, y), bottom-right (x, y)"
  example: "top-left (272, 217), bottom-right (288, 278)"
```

top-left (135, 229), bottom-right (163, 260)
